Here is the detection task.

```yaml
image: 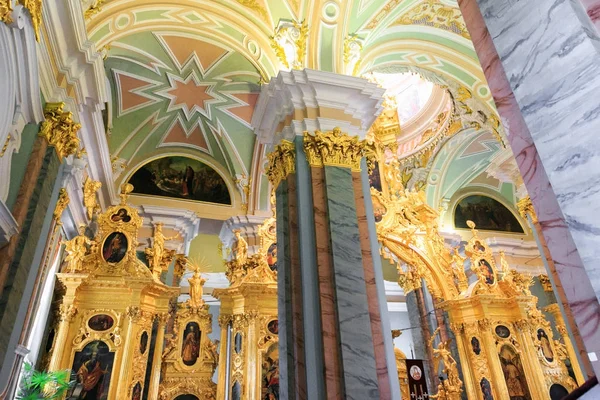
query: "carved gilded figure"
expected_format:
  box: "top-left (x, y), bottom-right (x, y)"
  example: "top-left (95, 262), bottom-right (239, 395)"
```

top-left (62, 225), bottom-right (91, 272)
top-left (83, 177), bottom-right (102, 220)
top-left (187, 259), bottom-right (207, 309)
top-left (231, 229), bottom-right (248, 266)
top-left (146, 223), bottom-right (179, 276)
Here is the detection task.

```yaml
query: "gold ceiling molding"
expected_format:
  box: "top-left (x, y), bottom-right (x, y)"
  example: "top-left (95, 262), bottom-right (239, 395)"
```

top-left (235, 0), bottom-right (268, 22)
top-left (265, 140), bottom-right (295, 189)
top-left (303, 128), bottom-right (365, 172)
top-left (84, 0), bottom-right (105, 20)
top-left (270, 19), bottom-right (308, 70)
top-left (392, 0), bottom-right (470, 40)
top-left (40, 102), bottom-right (81, 161)
top-left (517, 195), bottom-right (537, 224)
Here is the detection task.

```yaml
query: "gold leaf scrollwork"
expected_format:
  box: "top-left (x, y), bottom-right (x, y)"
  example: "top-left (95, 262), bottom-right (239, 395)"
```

top-left (265, 140), bottom-right (295, 189)
top-left (303, 127), bottom-right (365, 172)
top-left (40, 102), bottom-right (81, 161)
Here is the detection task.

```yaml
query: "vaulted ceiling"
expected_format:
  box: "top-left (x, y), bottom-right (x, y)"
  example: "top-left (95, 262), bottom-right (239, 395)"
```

top-left (84, 0), bottom-right (508, 215)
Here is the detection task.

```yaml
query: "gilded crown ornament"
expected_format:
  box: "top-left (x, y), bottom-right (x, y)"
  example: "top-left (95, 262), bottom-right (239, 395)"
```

top-left (303, 127), bottom-right (365, 171)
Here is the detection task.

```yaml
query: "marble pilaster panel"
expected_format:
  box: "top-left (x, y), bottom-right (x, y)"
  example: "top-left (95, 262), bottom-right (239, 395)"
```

top-left (311, 166), bottom-right (343, 399)
top-left (458, 0), bottom-right (600, 376)
top-left (352, 171), bottom-right (391, 398)
top-left (276, 180), bottom-right (295, 400)
top-left (323, 166), bottom-right (380, 399)
top-left (579, 0), bottom-right (600, 31)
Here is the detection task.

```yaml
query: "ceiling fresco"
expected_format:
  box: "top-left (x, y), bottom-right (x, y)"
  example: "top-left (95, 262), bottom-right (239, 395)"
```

top-left (85, 0), bottom-right (506, 213)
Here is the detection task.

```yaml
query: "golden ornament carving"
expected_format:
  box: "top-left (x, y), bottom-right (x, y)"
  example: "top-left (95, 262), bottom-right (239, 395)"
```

top-left (343, 34), bottom-right (363, 76)
top-left (53, 187), bottom-right (69, 225)
top-left (265, 140), bottom-right (295, 189)
top-left (84, 0), bottom-right (105, 19)
top-left (231, 229), bottom-right (248, 267)
top-left (270, 20), bottom-right (308, 69)
top-left (40, 103), bottom-right (81, 161)
top-left (83, 176), bottom-right (102, 220)
top-left (292, 19), bottom-right (308, 69)
top-left (19, 0), bottom-right (42, 41)
top-left (303, 128), bottom-right (365, 171)
top-left (62, 225), bottom-right (92, 273)
top-left (186, 257), bottom-right (207, 309)
top-left (392, 0), bottom-right (470, 39)
top-left (1, 0), bottom-right (13, 24)
top-left (517, 195), bottom-right (538, 224)
top-left (392, 330), bottom-right (409, 399)
top-left (429, 328), bottom-right (463, 400)
top-left (235, 0), bottom-right (267, 20)
top-left (538, 274), bottom-right (553, 292)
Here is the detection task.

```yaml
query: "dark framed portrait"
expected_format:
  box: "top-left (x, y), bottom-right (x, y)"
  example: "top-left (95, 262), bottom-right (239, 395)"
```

top-left (478, 258), bottom-right (495, 285)
top-left (267, 319), bottom-right (279, 335)
top-left (480, 377), bottom-right (493, 400)
top-left (181, 322), bottom-right (200, 366)
top-left (262, 342), bottom-right (279, 400)
top-left (234, 332), bottom-right (242, 354)
top-left (537, 329), bottom-right (554, 362)
top-left (88, 314), bottom-right (114, 332)
top-left (495, 325), bottom-right (511, 339)
top-left (140, 331), bottom-right (148, 355)
top-left (102, 232), bottom-right (128, 263)
top-left (67, 340), bottom-right (114, 400)
top-left (454, 195), bottom-right (524, 233)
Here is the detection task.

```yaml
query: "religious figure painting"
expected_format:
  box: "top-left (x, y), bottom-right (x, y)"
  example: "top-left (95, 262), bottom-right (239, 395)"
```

top-left (495, 325), bottom-right (511, 339)
top-left (454, 195), bottom-right (524, 233)
top-left (267, 319), bottom-right (279, 335)
top-left (128, 156), bottom-right (231, 205)
top-left (368, 162), bottom-right (382, 192)
top-left (110, 208), bottom-right (131, 223)
top-left (471, 337), bottom-right (481, 355)
top-left (537, 329), bottom-right (554, 362)
top-left (267, 243), bottom-right (278, 272)
top-left (234, 332), bottom-right (242, 354)
top-left (67, 341), bottom-right (114, 400)
top-left (478, 259), bottom-right (495, 285)
top-left (131, 382), bottom-right (142, 400)
top-left (480, 378), bottom-right (494, 400)
top-left (499, 345), bottom-right (531, 400)
top-left (88, 315), bottom-right (114, 332)
top-left (181, 322), bottom-right (201, 366)
top-left (262, 343), bottom-right (279, 400)
top-left (102, 232), bottom-right (128, 263)
top-left (140, 331), bottom-right (149, 355)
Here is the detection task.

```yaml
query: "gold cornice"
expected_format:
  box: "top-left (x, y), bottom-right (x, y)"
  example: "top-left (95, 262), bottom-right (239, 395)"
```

top-left (303, 128), bottom-right (365, 172)
top-left (39, 102), bottom-right (81, 161)
top-left (265, 140), bottom-right (295, 189)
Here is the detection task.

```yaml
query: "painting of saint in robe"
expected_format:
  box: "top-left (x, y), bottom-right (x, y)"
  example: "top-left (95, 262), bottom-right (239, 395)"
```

top-left (480, 378), bottom-right (494, 400)
top-left (267, 243), bottom-right (278, 272)
top-left (128, 156), bottom-right (231, 205)
top-left (262, 343), bottom-right (279, 400)
top-left (454, 195), bottom-right (524, 233)
top-left (479, 259), bottom-right (495, 285)
top-left (499, 346), bottom-right (531, 400)
top-left (68, 341), bottom-right (114, 400)
top-left (537, 329), bottom-right (554, 362)
top-left (111, 208), bottom-right (131, 223)
top-left (131, 382), bottom-right (142, 400)
top-left (102, 232), bottom-right (127, 263)
top-left (181, 322), bottom-right (201, 366)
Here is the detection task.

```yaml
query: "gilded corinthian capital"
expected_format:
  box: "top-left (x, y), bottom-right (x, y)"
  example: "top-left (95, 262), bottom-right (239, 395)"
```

top-left (303, 127), bottom-right (365, 171)
top-left (265, 140), bottom-right (295, 189)
top-left (40, 102), bottom-right (81, 161)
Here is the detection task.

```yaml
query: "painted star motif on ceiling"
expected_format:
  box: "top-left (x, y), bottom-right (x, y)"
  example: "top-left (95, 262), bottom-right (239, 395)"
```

top-left (159, 71), bottom-right (226, 121)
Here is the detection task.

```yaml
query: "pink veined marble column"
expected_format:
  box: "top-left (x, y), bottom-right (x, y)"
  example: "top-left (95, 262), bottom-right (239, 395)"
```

top-left (579, 0), bottom-right (600, 32)
top-left (458, 0), bottom-right (600, 379)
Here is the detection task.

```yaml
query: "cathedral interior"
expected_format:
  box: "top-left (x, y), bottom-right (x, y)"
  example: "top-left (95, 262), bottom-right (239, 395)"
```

top-left (1, 0), bottom-right (600, 399)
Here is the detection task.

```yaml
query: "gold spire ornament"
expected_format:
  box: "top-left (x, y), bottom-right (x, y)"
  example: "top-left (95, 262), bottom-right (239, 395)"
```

top-left (186, 257), bottom-right (208, 309)
top-left (83, 177), bottom-right (102, 220)
top-left (145, 223), bottom-right (179, 280)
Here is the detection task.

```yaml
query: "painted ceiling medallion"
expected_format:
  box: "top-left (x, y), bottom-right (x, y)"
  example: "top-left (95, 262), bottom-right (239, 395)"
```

top-left (160, 72), bottom-right (224, 121)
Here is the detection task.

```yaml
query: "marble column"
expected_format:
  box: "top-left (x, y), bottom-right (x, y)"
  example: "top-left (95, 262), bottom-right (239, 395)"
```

top-left (252, 69), bottom-right (401, 399)
top-left (458, 0), bottom-right (600, 377)
top-left (579, 0), bottom-right (600, 32)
